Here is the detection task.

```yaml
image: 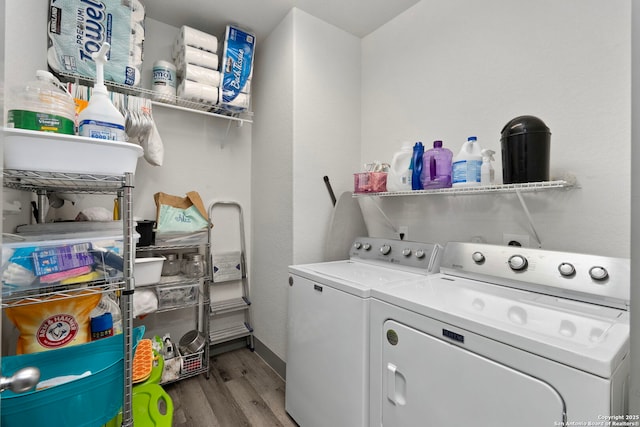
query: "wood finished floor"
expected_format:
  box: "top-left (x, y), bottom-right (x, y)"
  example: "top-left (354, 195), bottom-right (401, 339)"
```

top-left (165, 348), bottom-right (299, 427)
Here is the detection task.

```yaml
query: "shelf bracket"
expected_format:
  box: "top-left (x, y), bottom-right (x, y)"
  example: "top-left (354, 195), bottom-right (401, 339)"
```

top-left (515, 189), bottom-right (542, 248)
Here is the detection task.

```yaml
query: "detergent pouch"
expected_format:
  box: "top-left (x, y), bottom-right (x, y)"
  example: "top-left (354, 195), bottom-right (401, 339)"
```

top-left (47, 0), bottom-right (145, 86)
top-left (219, 24), bottom-right (255, 112)
top-left (154, 191), bottom-right (211, 235)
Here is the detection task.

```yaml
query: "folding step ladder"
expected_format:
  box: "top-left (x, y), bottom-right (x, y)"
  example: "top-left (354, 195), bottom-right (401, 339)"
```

top-left (208, 201), bottom-right (254, 351)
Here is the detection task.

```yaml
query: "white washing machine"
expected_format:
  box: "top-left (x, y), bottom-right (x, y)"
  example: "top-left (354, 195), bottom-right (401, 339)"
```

top-left (286, 237), bottom-right (443, 427)
top-left (369, 242), bottom-right (631, 427)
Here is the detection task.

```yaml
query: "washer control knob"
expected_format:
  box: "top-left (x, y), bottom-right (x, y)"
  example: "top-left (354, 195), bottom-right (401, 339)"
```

top-left (415, 249), bottom-right (426, 259)
top-left (363, 243), bottom-right (372, 251)
top-left (508, 255), bottom-right (528, 271)
top-left (558, 263), bottom-right (576, 277)
top-left (472, 252), bottom-right (485, 263)
top-left (353, 242), bottom-right (362, 250)
top-left (402, 248), bottom-right (412, 257)
top-left (380, 244), bottom-right (392, 255)
top-left (589, 266), bottom-right (609, 281)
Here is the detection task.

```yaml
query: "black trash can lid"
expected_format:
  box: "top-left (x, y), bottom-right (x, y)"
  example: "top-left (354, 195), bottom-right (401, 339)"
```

top-left (501, 115), bottom-right (550, 139)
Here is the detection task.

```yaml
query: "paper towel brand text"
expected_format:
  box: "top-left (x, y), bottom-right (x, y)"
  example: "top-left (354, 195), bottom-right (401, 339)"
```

top-left (76, 0), bottom-right (113, 63)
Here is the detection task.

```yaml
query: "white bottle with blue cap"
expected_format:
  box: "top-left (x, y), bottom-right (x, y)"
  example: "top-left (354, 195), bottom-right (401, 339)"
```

top-left (452, 136), bottom-right (483, 187)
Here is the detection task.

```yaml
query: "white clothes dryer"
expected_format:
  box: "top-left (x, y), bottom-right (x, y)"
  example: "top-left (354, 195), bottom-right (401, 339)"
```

top-left (286, 237), bottom-right (442, 427)
top-left (369, 242), bottom-right (631, 427)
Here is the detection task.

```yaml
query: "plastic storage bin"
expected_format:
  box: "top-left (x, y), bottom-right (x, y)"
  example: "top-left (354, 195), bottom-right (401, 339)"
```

top-left (134, 257), bottom-right (166, 286)
top-left (1, 232), bottom-right (128, 297)
top-left (354, 172), bottom-right (387, 193)
top-left (156, 283), bottom-right (199, 310)
top-left (1, 326), bottom-right (144, 427)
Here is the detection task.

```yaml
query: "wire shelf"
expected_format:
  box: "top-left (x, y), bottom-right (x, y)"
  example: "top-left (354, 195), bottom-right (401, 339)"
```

top-left (353, 180), bottom-right (575, 198)
top-left (57, 72), bottom-right (253, 124)
top-left (3, 169), bottom-right (127, 194)
top-left (2, 281), bottom-right (124, 308)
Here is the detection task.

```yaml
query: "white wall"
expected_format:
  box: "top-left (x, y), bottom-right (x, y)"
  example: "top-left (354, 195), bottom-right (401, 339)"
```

top-left (630, 0), bottom-right (640, 416)
top-left (360, 0), bottom-right (631, 257)
top-left (251, 8), bottom-right (361, 361)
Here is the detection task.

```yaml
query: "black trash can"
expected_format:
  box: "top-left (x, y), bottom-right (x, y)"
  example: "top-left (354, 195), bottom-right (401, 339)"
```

top-left (500, 115), bottom-right (551, 184)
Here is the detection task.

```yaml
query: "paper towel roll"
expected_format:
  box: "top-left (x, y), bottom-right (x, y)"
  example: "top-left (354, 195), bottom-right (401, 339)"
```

top-left (177, 25), bottom-right (218, 53)
top-left (176, 46), bottom-right (219, 70)
top-left (178, 79), bottom-right (219, 104)
top-left (180, 63), bottom-right (221, 87)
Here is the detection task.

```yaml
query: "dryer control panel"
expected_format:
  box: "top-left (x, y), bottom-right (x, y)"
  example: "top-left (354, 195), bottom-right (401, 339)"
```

top-left (350, 237), bottom-right (442, 274)
top-left (439, 242), bottom-right (630, 310)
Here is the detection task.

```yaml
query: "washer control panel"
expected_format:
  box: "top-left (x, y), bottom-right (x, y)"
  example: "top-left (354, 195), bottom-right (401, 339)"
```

top-left (349, 237), bottom-right (442, 273)
top-left (440, 242), bottom-right (630, 309)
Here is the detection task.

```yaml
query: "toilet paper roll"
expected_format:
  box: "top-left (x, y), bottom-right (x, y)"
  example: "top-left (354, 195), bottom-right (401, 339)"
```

top-left (219, 92), bottom-right (250, 111)
top-left (176, 46), bottom-right (219, 70)
top-left (177, 25), bottom-right (218, 54)
top-left (178, 79), bottom-right (219, 105)
top-left (179, 63), bottom-right (221, 87)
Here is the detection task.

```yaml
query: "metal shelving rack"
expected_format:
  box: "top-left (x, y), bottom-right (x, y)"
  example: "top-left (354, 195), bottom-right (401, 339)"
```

top-left (135, 241), bottom-right (211, 383)
top-left (2, 168), bottom-right (136, 427)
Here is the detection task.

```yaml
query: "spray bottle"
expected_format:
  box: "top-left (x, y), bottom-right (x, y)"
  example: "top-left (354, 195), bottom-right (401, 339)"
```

top-left (78, 42), bottom-right (127, 141)
top-left (480, 149), bottom-right (496, 185)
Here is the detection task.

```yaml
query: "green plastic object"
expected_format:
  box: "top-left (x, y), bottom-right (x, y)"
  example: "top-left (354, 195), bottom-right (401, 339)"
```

top-left (132, 384), bottom-right (174, 427)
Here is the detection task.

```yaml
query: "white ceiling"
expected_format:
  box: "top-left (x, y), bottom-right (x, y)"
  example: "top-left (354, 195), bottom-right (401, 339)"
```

top-left (143, 0), bottom-right (420, 40)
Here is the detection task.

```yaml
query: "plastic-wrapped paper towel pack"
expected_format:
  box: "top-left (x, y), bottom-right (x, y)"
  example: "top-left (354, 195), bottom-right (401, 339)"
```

top-left (47, 0), bottom-right (145, 86)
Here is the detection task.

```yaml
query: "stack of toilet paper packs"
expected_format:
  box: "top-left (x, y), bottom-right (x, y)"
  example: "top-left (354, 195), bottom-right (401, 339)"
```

top-left (173, 25), bottom-right (222, 109)
top-left (47, 0), bottom-right (145, 86)
top-left (173, 24), bottom-right (254, 113)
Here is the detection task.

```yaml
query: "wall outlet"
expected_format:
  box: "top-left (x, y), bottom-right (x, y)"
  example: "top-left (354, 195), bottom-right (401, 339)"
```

top-left (502, 233), bottom-right (530, 247)
top-left (398, 226), bottom-right (409, 240)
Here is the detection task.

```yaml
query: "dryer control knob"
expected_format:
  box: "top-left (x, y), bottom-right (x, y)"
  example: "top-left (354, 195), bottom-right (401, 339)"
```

top-left (558, 263), bottom-right (576, 277)
top-left (363, 243), bottom-right (372, 251)
top-left (472, 252), bottom-right (485, 263)
top-left (589, 266), bottom-right (609, 281)
top-left (354, 242), bottom-right (362, 250)
top-left (415, 249), bottom-right (426, 259)
top-left (402, 248), bottom-right (412, 257)
top-left (508, 255), bottom-right (528, 271)
top-left (380, 244), bottom-right (392, 255)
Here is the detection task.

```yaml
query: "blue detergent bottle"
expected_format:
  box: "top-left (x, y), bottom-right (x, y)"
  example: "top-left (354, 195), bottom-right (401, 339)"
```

top-left (411, 142), bottom-right (425, 190)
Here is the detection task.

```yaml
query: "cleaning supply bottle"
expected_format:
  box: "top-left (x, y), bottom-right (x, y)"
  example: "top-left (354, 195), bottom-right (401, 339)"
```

top-left (411, 142), bottom-right (425, 190)
top-left (421, 140), bottom-right (453, 189)
top-left (7, 70), bottom-right (76, 135)
top-left (452, 136), bottom-right (483, 187)
top-left (481, 149), bottom-right (496, 185)
top-left (387, 142), bottom-right (413, 192)
top-left (90, 293), bottom-right (122, 335)
top-left (78, 42), bottom-right (127, 141)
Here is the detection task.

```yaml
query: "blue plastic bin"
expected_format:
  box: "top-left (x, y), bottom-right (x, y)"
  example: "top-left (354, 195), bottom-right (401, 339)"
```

top-left (1, 326), bottom-right (144, 427)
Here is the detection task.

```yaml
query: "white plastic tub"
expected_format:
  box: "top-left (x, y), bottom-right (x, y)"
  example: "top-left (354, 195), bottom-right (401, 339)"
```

top-left (3, 127), bottom-right (143, 175)
top-left (134, 257), bottom-right (166, 286)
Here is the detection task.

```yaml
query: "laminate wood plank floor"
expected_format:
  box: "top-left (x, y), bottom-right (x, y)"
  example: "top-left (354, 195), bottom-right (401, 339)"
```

top-left (165, 348), bottom-right (299, 427)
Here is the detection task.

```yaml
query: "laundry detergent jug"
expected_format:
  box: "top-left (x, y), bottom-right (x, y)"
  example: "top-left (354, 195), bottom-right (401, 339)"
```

top-left (386, 142), bottom-right (413, 192)
top-left (452, 136), bottom-right (483, 187)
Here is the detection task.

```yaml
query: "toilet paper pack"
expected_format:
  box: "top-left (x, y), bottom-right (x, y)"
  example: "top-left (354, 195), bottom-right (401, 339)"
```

top-left (219, 25), bottom-right (255, 112)
top-left (47, 0), bottom-right (145, 86)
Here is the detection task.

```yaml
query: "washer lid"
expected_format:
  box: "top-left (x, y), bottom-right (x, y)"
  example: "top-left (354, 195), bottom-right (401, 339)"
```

top-left (289, 260), bottom-right (427, 298)
top-left (372, 274), bottom-right (629, 378)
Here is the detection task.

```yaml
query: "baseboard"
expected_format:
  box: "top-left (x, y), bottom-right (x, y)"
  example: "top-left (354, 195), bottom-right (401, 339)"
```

top-left (254, 337), bottom-right (287, 380)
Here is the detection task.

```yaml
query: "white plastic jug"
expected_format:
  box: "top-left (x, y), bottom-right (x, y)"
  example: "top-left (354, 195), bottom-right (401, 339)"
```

top-left (452, 136), bottom-right (483, 187)
top-left (386, 142), bottom-right (413, 192)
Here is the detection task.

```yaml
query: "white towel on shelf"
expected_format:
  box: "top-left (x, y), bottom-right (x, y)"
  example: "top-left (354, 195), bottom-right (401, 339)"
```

top-left (174, 25), bottom-right (218, 55)
top-left (177, 79), bottom-right (219, 104)
top-left (179, 63), bottom-right (221, 87)
top-left (175, 46), bottom-right (219, 71)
